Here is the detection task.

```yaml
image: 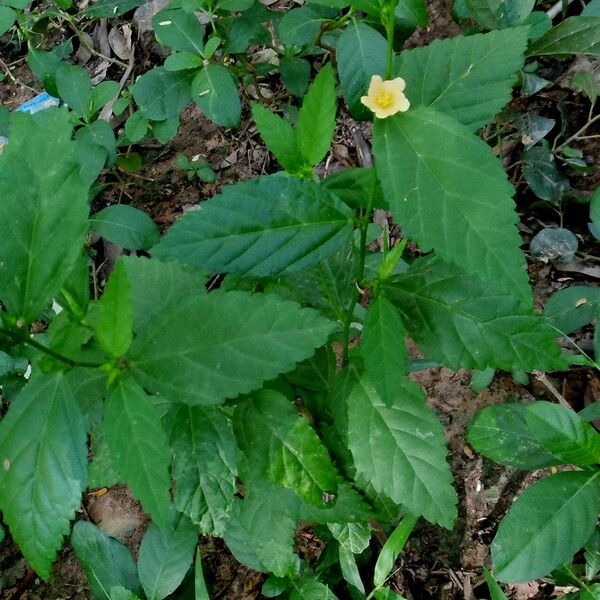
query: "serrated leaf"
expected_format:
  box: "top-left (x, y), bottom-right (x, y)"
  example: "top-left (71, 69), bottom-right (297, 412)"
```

top-left (362, 296), bottom-right (408, 407)
top-left (382, 256), bottom-right (565, 372)
top-left (191, 64), bottom-right (240, 127)
top-left (466, 0), bottom-right (533, 29)
top-left (138, 517), bottom-right (198, 600)
top-left (96, 260), bottom-right (133, 357)
top-left (396, 28), bottom-right (529, 131)
top-left (347, 372), bottom-right (457, 528)
top-left (123, 256), bottom-right (335, 404)
top-left (337, 21), bottom-right (388, 120)
top-left (170, 405), bottom-right (238, 535)
top-left (373, 108), bottom-right (531, 303)
top-left (492, 471), bottom-right (600, 582)
top-left (528, 17), bottom-right (600, 56)
top-left (234, 389), bottom-right (339, 507)
top-left (71, 521), bottom-right (142, 599)
top-left (104, 378), bottom-right (172, 529)
top-left (152, 174), bottom-right (354, 277)
top-left (0, 373), bottom-right (87, 578)
top-left (91, 205), bottom-right (160, 251)
top-left (0, 109), bottom-right (89, 322)
top-left (152, 8), bottom-right (204, 54)
top-left (297, 64), bottom-right (336, 166)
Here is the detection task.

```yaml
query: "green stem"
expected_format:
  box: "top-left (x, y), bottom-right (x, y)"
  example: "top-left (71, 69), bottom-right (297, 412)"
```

top-left (385, 18), bottom-right (394, 79)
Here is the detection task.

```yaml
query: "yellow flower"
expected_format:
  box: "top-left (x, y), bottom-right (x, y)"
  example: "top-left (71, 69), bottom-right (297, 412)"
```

top-left (360, 75), bottom-right (410, 119)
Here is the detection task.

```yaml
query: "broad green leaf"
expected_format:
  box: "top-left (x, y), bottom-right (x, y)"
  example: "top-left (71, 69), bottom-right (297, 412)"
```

top-left (483, 567), bottom-right (509, 600)
top-left (133, 67), bottom-right (191, 121)
top-left (234, 389), bottom-right (339, 507)
top-left (164, 52), bottom-right (204, 71)
top-left (0, 373), bottom-right (87, 578)
top-left (523, 145), bottom-right (570, 203)
top-left (124, 256), bottom-right (335, 404)
top-left (297, 64), bottom-right (336, 167)
top-left (91, 205), bottom-right (160, 251)
top-left (195, 551), bottom-right (210, 600)
top-left (523, 401), bottom-right (600, 466)
top-left (88, 423), bottom-right (120, 489)
top-left (0, 109), bottom-right (89, 322)
top-left (110, 588), bottom-right (141, 600)
top-left (362, 296), bottom-right (408, 407)
top-left (277, 6), bottom-right (324, 46)
top-left (373, 108), bottom-right (531, 303)
top-left (81, 0), bottom-right (144, 17)
top-left (337, 20), bottom-right (387, 119)
top-left (328, 522), bottom-right (371, 554)
top-left (466, 0), bottom-right (534, 29)
top-left (382, 256), bottom-right (566, 372)
top-left (0, 6), bottom-right (16, 36)
top-left (528, 17), bottom-right (600, 56)
top-left (586, 529), bottom-right (600, 581)
top-left (124, 112), bottom-right (149, 143)
top-left (90, 80), bottom-right (120, 116)
top-left (396, 28), bottom-right (529, 131)
top-left (153, 174), bottom-right (354, 277)
top-left (290, 579), bottom-right (339, 599)
top-left (152, 8), bottom-right (204, 54)
top-left (322, 167), bottom-right (387, 210)
top-left (280, 56), bottom-right (311, 97)
top-left (96, 260), bottom-right (133, 357)
top-left (492, 471), bottom-right (600, 582)
top-left (104, 378), bottom-right (172, 529)
top-left (170, 405), bottom-right (238, 535)
top-left (592, 185), bottom-right (600, 239)
top-left (252, 102), bottom-right (304, 173)
top-left (138, 517), bottom-right (198, 600)
top-left (71, 521), bottom-right (142, 599)
top-left (373, 514), bottom-right (418, 587)
top-left (55, 63), bottom-right (92, 118)
top-left (396, 0), bottom-right (428, 27)
top-left (544, 285), bottom-right (600, 334)
top-left (347, 372), bottom-right (457, 528)
top-left (467, 403), bottom-right (561, 470)
top-left (191, 64), bottom-right (241, 127)
top-left (338, 546), bottom-right (365, 593)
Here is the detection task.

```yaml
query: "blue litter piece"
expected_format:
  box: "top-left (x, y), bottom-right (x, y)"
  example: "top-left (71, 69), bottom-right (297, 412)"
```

top-left (14, 91), bottom-right (60, 114)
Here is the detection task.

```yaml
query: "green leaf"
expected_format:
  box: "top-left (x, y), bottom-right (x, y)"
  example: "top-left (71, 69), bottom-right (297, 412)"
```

top-left (124, 256), bottom-right (336, 404)
top-left (81, 0), bottom-right (144, 17)
top-left (586, 529), bottom-right (600, 580)
top-left (152, 8), bottom-right (204, 54)
top-left (90, 80), bottom-right (120, 115)
top-left (104, 378), bottom-right (172, 529)
top-left (362, 296), bottom-right (408, 407)
top-left (382, 256), bottom-right (565, 372)
top-left (347, 372), bottom-right (457, 528)
top-left (191, 64), bottom-right (240, 127)
top-left (164, 52), bottom-right (204, 72)
top-left (373, 108), bottom-right (531, 303)
top-left (297, 64), bottom-right (336, 167)
top-left (55, 63), bottom-right (92, 118)
top-left (290, 579), bottom-right (339, 600)
top-left (322, 167), bottom-right (387, 210)
top-left (277, 6), bottom-right (324, 47)
top-left (123, 112), bottom-right (149, 143)
top-left (71, 521), bottom-right (142, 600)
top-left (328, 522), bottom-right (371, 554)
top-left (0, 373), bottom-right (87, 578)
top-left (545, 285), bottom-right (600, 334)
top-left (91, 205), bottom-right (160, 251)
top-left (0, 6), bottom-right (16, 36)
top-left (492, 471), bottom-right (600, 582)
top-left (138, 517), bottom-right (198, 600)
top-left (396, 0), bottom-right (428, 27)
top-left (338, 546), bottom-right (365, 593)
top-left (170, 405), bottom-right (238, 535)
top-left (234, 389), bottom-right (339, 507)
top-left (373, 514), bottom-right (418, 587)
top-left (280, 56), bottom-right (311, 97)
top-left (195, 551), bottom-right (210, 600)
top-left (109, 588), bottom-right (141, 600)
top-left (153, 174), bottom-right (353, 277)
top-left (252, 103), bottom-right (304, 173)
top-left (133, 67), bottom-right (191, 121)
top-left (337, 20), bottom-right (387, 119)
top-left (96, 260), bottom-right (133, 357)
top-left (396, 28), bottom-right (528, 131)
top-left (466, 0), bottom-right (533, 29)
top-left (528, 17), bottom-right (600, 56)
top-left (523, 145), bottom-right (570, 203)
top-left (483, 567), bottom-right (509, 600)
top-left (467, 403), bottom-right (561, 470)
top-left (0, 109), bottom-right (89, 322)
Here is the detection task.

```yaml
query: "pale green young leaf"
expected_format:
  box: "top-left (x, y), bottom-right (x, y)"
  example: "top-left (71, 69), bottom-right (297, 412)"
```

top-left (0, 109), bottom-right (89, 322)
top-left (251, 102), bottom-right (304, 173)
top-left (373, 514), bottom-right (419, 587)
top-left (71, 521), bottom-right (142, 600)
top-left (152, 8), bottom-right (204, 54)
top-left (373, 108), bottom-right (531, 303)
top-left (91, 205), bottom-right (160, 251)
top-left (483, 567), bottom-right (509, 600)
top-left (195, 551), bottom-right (210, 600)
top-left (104, 378), bottom-right (172, 529)
top-left (338, 546), bottom-right (365, 593)
top-left (290, 579), bottom-right (339, 599)
top-left (55, 63), bottom-right (92, 118)
top-left (0, 373), bottom-right (87, 579)
top-left (124, 256), bottom-right (335, 404)
top-left (297, 64), bottom-right (336, 167)
top-left (337, 20), bottom-right (387, 119)
top-left (492, 471), bottom-right (600, 582)
top-left (347, 372), bottom-right (457, 528)
top-left (138, 517), bottom-right (198, 600)
top-left (192, 64), bottom-right (241, 127)
top-left (96, 260), bottom-right (133, 357)
top-left (234, 389), bottom-right (339, 507)
top-left (152, 174), bottom-right (354, 277)
top-left (362, 296), bottom-right (408, 407)
top-left (327, 522), bottom-right (371, 554)
top-left (382, 256), bottom-right (566, 372)
top-left (90, 80), bottom-right (120, 115)
top-left (528, 17), bottom-right (600, 56)
top-left (170, 405), bottom-right (238, 535)
top-left (396, 28), bottom-right (529, 131)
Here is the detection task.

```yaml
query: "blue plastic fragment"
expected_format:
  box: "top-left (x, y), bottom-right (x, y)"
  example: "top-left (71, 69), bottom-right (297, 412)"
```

top-left (14, 91), bottom-right (60, 114)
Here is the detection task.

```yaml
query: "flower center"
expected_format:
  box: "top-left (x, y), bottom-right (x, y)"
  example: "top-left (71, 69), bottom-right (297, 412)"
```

top-left (376, 90), bottom-right (395, 109)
